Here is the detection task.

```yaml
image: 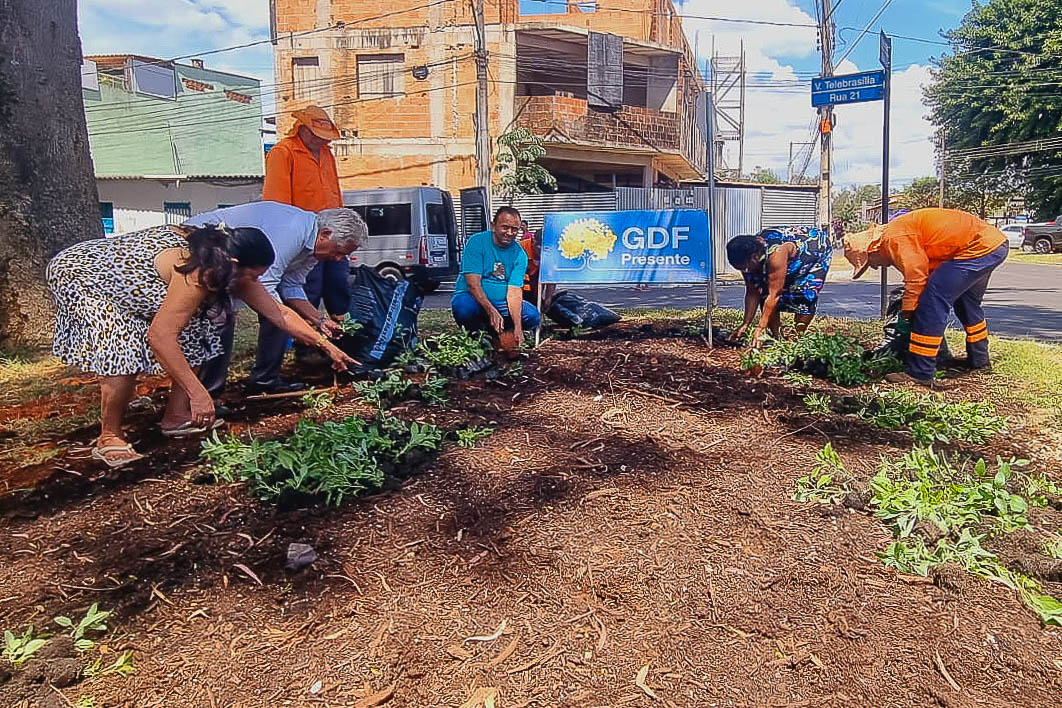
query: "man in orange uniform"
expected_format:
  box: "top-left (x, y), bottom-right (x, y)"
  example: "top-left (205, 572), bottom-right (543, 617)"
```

top-left (263, 105), bottom-right (348, 368)
top-left (845, 208), bottom-right (1008, 385)
top-left (519, 229), bottom-right (555, 310)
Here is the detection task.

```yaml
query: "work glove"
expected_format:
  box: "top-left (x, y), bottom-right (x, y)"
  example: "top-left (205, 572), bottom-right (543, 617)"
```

top-left (894, 317), bottom-right (912, 337)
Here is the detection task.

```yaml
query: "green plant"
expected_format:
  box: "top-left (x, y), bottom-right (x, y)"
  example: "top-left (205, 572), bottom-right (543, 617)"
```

top-left (1043, 534), bottom-right (1062, 561)
top-left (355, 371), bottom-right (412, 409)
top-left (855, 389), bottom-right (1008, 445)
top-left (54, 603), bottom-right (110, 652)
top-left (75, 697), bottom-right (97, 708)
top-left (394, 348), bottom-right (422, 369)
top-left (420, 374), bottom-right (450, 406)
top-left (202, 415), bottom-right (443, 506)
top-left (1024, 471), bottom-right (1062, 507)
top-left (505, 360), bottom-right (524, 379)
top-left (569, 325), bottom-right (591, 338)
top-left (300, 390), bottom-right (335, 412)
top-left (493, 126), bottom-right (557, 200)
top-left (794, 443), bottom-right (850, 503)
top-left (802, 393), bottom-right (832, 415)
top-left (417, 330), bottom-right (491, 369)
top-left (85, 650), bottom-right (135, 678)
top-left (2, 626), bottom-right (48, 667)
top-left (338, 316), bottom-right (363, 336)
top-left (783, 371), bottom-right (814, 388)
top-left (455, 426), bottom-right (494, 449)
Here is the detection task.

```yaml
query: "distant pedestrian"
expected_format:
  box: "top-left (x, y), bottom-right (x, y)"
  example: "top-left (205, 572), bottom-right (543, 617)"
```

top-left (263, 105), bottom-right (349, 366)
top-left (844, 208), bottom-right (1008, 386)
top-left (726, 225), bottom-right (833, 343)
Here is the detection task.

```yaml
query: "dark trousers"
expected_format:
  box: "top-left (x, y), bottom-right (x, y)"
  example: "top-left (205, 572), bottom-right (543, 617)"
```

top-left (907, 243), bottom-right (1008, 380)
top-left (294, 260), bottom-right (350, 359)
top-left (199, 313), bottom-right (290, 396)
top-left (451, 292), bottom-right (541, 331)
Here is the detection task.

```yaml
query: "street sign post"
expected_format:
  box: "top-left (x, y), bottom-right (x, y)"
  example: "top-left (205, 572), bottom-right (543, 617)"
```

top-left (879, 30), bottom-right (893, 317)
top-left (810, 70), bottom-right (885, 107)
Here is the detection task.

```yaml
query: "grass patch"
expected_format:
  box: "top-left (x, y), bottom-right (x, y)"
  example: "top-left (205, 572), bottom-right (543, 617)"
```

top-left (1009, 252), bottom-right (1062, 266)
top-left (0, 353), bottom-right (77, 408)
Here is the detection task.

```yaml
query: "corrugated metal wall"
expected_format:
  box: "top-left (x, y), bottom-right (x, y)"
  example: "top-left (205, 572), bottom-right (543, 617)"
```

top-left (761, 188), bottom-right (819, 227)
top-left (492, 192), bottom-right (617, 230)
top-left (715, 187), bottom-right (762, 275)
top-left (615, 187), bottom-right (711, 211)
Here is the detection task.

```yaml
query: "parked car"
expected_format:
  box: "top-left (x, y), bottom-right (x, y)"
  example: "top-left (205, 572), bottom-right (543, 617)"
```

top-left (342, 186), bottom-right (488, 292)
top-left (1000, 223), bottom-right (1026, 249)
top-left (1020, 216), bottom-right (1062, 254)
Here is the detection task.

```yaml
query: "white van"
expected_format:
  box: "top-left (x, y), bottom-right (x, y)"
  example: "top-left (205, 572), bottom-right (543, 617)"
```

top-left (342, 187), bottom-right (488, 292)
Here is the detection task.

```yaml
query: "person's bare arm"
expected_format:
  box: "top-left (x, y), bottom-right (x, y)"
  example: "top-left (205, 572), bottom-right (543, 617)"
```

top-left (754, 243), bottom-right (794, 341)
top-left (464, 274), bottom-right (504, 332)
top-left (506, 285), bottom-right (525, 339)
top-left (283, 297), bottom-right (344, 338)
top-left (731, 285), bottom-right (762, 342)
top-left (147, 272), bottom-right (216, 425)
top-left (542, 283), bottom-right (557, 311)
top-left (235, 279), bottom-right (358, 369)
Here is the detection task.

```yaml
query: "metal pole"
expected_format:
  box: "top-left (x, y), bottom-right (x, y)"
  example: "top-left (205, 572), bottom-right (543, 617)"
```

top-left (819, 0), bottom-right (835, 233)
top-left (705, 88), bottom-right (717, 347)
top-left (880, 37), bottom-right (892, 318)
top-left (938, 128), bottom-right (946, 208)
top-left (471, 0), bottom-right (491, 193)
top-left (535, 278), bottom-right (543, 347)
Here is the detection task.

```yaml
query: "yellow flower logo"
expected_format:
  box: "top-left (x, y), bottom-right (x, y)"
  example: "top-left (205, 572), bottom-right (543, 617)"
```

top-left (557, 218), bottom-right (617, 262)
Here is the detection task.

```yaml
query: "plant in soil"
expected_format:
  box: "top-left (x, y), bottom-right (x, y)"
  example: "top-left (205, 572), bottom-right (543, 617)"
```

top-left (355, 371), bottom-right (413, 409)
top-left (801, 393), bottom-right (832, 415)
top-left (201, 415), bottom-right (443, 506)
top-left (853, 389), bottom-right (1008, 445)
top-left (416, 330), bottom-right (491, 370)
top-left (419, 373), bottom-right (450, 406)
top-left (84, 649), bottom-right (135, 678)
top-left (455, 426), bottom-right (494, 449)
top-left (338, 315), bottom-right (363, 336)
top-left (741, 332), bottom-right (902, 386)
top-left (2, 626), bottom-right (48, 667)
top-left (793, 443), bottom-right (851, 503)
top-left (300, 390), bottom-right (335, 412)
top-left (782, 371), bottom-right (814, 388)
top-left (54, 603), bottom-right (110, 652)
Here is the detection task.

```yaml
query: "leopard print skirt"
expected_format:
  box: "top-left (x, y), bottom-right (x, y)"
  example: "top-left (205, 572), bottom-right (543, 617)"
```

top-left (47, 225), bottom-right (224, 376)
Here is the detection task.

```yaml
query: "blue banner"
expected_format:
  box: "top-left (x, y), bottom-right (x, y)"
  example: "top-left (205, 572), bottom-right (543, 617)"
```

top-left (540, 209), bottom-right (710, 284)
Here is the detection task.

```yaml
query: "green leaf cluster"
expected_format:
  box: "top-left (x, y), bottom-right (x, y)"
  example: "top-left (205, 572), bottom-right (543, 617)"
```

top-left (54, 603), bottom-right (111, 652)
top-left (793, 443), bottom-right (851, 503)
top-left (854, 388), bottom-right (1008, 445)
top-left (416, 330), bottom-right (492, 370)
top-left (493, 127), bottom-right (557, 200)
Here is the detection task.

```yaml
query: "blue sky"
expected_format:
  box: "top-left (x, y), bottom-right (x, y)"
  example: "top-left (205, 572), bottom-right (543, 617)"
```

top-left (79, 0), bottom-right (972, 185)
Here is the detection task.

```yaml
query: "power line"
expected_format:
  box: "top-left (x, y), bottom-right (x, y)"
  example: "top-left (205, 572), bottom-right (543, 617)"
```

top-left (835, 0), bottom-right (893, 66)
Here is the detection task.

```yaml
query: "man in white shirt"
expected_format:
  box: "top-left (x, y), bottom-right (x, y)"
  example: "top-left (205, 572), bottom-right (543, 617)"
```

top-left (185, 201), bottom-right (366, 395)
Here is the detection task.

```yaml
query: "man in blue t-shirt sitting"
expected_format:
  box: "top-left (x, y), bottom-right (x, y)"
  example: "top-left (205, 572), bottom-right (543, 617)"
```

top-left (452, 206), bottom-right (541, 339)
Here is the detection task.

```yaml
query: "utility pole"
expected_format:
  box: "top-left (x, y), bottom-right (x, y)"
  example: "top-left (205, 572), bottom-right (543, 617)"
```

top-left (818, 0), bottom-right (835, 232)
top-left (938, 128), bottom-right (946, 208)
top-left (880, 30), bottom-right (893, 318)
top-left (471, 0), bottom-right (491, 194)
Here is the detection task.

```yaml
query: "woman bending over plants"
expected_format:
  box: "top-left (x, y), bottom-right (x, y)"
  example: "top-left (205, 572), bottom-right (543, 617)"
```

top-left (726, 226), bottom-right (833, 345)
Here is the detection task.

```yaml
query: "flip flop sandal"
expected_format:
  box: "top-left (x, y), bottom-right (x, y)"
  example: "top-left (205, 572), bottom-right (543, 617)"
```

top-left (91, 444), bottom-right (144, 469)
top-left (161, 418), bottom-right (226, 438)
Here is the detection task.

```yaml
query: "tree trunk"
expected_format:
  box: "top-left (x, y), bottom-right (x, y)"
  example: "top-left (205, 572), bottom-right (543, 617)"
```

top-left (0, 0), bottom-right (99, 348)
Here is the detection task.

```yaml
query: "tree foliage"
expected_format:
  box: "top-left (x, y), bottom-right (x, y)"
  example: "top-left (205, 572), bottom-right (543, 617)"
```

top-left (493, 127), bottom-right (557, 201)
top-left (924, 0), bottom-right (1062, 218)
top-left (749, 166), bottom-right (782, 184)
top-left (832, 184), bottom-right (881, 231)
top-left (900, 173), bottom-right (1013, 218)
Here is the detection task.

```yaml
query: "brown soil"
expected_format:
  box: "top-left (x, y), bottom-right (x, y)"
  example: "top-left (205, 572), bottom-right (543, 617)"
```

top-left (2, 320), bottom-right (1062, 707)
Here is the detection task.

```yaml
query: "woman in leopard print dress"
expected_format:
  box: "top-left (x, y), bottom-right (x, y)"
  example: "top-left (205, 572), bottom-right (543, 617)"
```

top-left (47, 224), bottom-right (275, 467)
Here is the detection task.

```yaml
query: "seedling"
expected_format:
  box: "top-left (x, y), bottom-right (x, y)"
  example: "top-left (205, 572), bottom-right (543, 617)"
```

top-left (568, 325), bottom-right (591, 338)
top-left (75, 697), bottom-right (98, 708)
top-left (793, 443), bottom-right (850, 503)
top-left (338, 316), bottom-right (363, 336)
top-left (455, 426), bottom-right (494, 449)
top-left (783, 371), bottom-right (814, 388)
top-left (417, 330), bottom-right (491, 369)
top-left (84, 650), bottom-right (135, 678)
top-left (54, 603), bottom-right (111, 652)
top-left (355, 371), bottom-right (412, 409)
top-left (300, 390), bottom-right (335, 412)
top-left (855, 389), bottom-right (1007, 445)
top-left (420, 374), bottom-right (450, 406)
top-left (2, 626), bottom-right (48, 667)
top-left (1043, 535), bottom-right (1062, 561)
top-left (802, 393), bottom-right (832, 415)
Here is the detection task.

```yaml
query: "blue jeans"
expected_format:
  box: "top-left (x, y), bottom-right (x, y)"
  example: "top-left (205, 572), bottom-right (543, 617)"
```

top-left (451, 292), bottom-right (541, 331)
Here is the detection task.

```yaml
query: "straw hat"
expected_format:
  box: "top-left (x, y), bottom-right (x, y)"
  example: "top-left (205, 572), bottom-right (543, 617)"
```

top-left (290, 105), bottom-right (340, 140)
top-left (843, 225), bottom-right (883, 279)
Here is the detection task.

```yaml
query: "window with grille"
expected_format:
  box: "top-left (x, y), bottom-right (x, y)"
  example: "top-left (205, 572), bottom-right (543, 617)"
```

top-left (164, 202), bottom-right (192, 225)
top-left (357, 54), bottom-right (404, 97)
top-left (99, 202), bottom-right (114, 234)
top-left (292, 56), bottom-right (321, 102)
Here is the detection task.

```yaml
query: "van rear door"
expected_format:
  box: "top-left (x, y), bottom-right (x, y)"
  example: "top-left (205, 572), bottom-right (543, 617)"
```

top-left (424, 199), bottom-right (454, 272)
top-left (459, 187), bottom-right (490, 250)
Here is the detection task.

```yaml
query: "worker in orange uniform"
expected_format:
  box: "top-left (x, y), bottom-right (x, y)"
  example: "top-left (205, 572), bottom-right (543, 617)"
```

top-left (519, 228), bottom-right (555, 311)
top-left (844, 208), bottom-right (1008, 386)
top-left (263, 105), bottom-right (349, 368)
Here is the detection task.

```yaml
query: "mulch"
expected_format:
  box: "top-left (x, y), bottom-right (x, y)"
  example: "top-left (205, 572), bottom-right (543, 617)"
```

top-left (1, 320), bottom-right (1061, 707)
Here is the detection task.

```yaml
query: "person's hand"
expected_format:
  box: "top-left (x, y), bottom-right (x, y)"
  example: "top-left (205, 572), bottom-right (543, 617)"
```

top-left (513, 325), bottom-right (524, 343)
top-left (318, 318), bottom-right (344, 339)
top-left (729, 324), bottom-right (749, 343)
top-left (329, 313), bottom-right (347, 323)
top-left (487, 307), bottom-right (505, 333)
top-left (323, 343), bottom-right (358, 371)
top-left (189, 388), bottom-right (216, 428)
top-left (751, 326), bottom-right (767, 349)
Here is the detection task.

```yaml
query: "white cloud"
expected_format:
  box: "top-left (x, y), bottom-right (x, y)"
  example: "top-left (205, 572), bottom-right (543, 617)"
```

top-left (678, 0), bottom-right (937, 186)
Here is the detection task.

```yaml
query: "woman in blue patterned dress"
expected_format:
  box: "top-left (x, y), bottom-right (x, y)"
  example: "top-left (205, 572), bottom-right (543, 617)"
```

top-left (725, 225), bottom-right (833, 343)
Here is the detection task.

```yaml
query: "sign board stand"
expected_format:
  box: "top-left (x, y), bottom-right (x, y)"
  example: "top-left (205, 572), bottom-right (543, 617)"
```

top-left (705, 89), bottom-right (717, 348)
top-left (879, 30), bottom-right (892, 318)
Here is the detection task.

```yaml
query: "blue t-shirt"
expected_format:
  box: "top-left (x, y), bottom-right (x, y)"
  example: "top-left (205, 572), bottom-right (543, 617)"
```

top-left (453, 230), bottom-right (528, 306)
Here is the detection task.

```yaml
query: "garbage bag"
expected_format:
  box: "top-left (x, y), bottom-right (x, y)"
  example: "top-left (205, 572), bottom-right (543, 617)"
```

top-left (546, 290), bottom-right (621, 330)
top-left (337, 265), bottom-right (423, 368)
top-left (871, 286), bottom-right (950, 364)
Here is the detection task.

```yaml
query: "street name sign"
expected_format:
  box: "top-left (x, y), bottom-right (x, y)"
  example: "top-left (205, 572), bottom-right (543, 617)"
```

top-left (811, 70), bottom-right (886, 107)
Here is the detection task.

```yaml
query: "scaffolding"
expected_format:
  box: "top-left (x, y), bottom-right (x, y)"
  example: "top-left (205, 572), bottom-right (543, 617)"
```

top-left (709, 41), bottom-right (746, 180)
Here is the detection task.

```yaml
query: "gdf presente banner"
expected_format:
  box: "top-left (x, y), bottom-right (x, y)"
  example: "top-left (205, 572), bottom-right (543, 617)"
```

top-left (540, 209), bottom-right (710, 284)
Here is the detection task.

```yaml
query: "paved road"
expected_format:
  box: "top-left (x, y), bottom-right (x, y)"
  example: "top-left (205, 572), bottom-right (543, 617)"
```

top-left (423, 261), bottom-right (1062, 341)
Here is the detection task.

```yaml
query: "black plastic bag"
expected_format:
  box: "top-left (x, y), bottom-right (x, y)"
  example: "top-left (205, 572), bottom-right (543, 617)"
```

top-left (337, 266), bottom-right (423, 369)
top-left (871, 286), bottom-right (950, 364)
top-left (546, 290), bottom-right (621, 330)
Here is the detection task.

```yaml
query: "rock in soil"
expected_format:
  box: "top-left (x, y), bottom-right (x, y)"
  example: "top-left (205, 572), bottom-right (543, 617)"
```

top-left (285, 543), bottom-right (318, 572)
top-left (44, 658), bottom-right (81, 688)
